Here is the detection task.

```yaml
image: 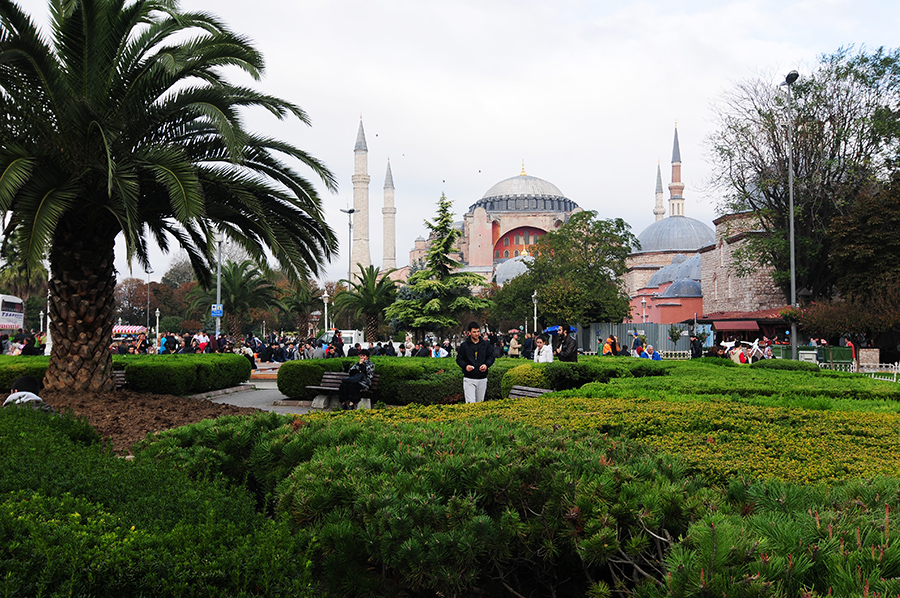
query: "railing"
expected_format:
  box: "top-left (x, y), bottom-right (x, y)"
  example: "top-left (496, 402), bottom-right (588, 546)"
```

top-left (818, 361), bottom-right (900, 382)
top-left (660, 350), bottom-right (690, 361)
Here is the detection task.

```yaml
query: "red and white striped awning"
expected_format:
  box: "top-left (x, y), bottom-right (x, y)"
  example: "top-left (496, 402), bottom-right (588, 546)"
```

top-left (113, 325), bottom-right (147, 335)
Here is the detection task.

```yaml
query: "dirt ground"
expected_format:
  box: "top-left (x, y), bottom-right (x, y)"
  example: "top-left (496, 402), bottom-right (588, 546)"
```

top-left (41, 390), bottom-right (262, 455)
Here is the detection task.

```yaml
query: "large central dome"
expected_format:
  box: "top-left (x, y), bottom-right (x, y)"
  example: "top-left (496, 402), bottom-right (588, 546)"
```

top-left (468, 173), bottom-right (578, 214)
top-left (637, 215), bottom-right (714, 253)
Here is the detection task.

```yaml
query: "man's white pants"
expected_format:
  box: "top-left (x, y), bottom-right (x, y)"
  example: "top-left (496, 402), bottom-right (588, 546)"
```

top-left (463, 377), bottom-right (488, 403)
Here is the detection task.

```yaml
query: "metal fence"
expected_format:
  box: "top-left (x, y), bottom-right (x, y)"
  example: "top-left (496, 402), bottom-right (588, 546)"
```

top-left (578, 322), bottom-right (711, 355)
top-left (818, 361), bottom-right (900, 383)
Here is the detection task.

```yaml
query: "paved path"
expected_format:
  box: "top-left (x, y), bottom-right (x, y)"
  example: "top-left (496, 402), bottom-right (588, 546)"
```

top-left (196, 379), bottom-right (311, 415)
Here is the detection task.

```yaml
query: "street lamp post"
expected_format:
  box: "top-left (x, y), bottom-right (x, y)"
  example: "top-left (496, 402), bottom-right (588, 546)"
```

top-left (145, 267), bottom-right (153, 331)
top-left (322, 290), bottom-right (330, 332)
top-left (215, 231), bottom-right (223, 338)
top-left (641, 298), bottom-right (647, 323)
top-left (782, 69), bottom-right (800, 360)
top-left (340, 207), bottom-right (356, 328)
top-left (39, 310), bottom-right (44, 334)
top-left (155, 308), bottom-right (160, 352)
top-left (531, 290), bottom-right (538, 335)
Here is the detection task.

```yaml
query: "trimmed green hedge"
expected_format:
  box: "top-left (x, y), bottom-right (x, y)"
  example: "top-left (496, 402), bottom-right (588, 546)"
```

top-left (277, 359), bottom-right (348, 401)
top-left (0, 356), bottom-right (49, 391)
top-left (750, 358), bottom-right (822, 372)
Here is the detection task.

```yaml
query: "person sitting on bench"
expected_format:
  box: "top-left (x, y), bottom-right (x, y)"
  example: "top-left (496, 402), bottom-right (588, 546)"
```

top-left (340, 349), bottom-right (375, 410)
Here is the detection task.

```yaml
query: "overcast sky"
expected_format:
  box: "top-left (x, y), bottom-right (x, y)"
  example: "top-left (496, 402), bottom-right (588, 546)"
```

top-left (19, 0), bottom-right (900, 284)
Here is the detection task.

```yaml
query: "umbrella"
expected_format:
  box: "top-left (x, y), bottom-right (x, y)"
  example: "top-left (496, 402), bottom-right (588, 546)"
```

top-left (542, 325), bottom-right (577, 335)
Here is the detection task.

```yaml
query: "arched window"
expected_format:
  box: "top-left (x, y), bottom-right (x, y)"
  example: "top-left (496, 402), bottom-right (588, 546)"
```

top-left (515, 234), bottom-right (522, 245)
top-left (514, 250), bottom-right (519, 257)
top-left (504, 237), bottom-right (510, 246)
top-left (524, 232), bottom-right (530, 245)
top-left (504, 250), bottom-right (509, 258)
top-left (494, 250), bottom-right (500, 259)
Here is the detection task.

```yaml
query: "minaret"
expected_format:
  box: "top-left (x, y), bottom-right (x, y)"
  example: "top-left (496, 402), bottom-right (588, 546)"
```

top-left (351, 119), bottom-right (372, 275)
top-left (653, 161), bottom-right (665, 221)
top-left (668, 124), bottom-right (686, 217)
top-left (382, 159), bottom-right (396, 270)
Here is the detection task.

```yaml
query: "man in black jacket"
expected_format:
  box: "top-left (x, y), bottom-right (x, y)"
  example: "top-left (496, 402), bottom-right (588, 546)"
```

top-left (456, 322), bottom-right (495, 403)
top-left (555, 323), bottom-right (578, 362)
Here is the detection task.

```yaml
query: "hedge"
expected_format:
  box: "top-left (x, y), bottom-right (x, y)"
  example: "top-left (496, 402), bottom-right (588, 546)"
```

top-left (277, 358), bottom-right (348, 401)
top-left (0, 354), bottom-right (251, 395)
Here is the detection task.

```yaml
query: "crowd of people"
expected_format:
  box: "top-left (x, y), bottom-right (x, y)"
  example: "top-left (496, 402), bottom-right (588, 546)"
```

top-left (0, 329), bottom-right (46, 356)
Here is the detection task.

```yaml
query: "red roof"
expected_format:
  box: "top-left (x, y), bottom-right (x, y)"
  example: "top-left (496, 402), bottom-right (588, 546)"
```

top-left (700, 306), bottom-right (789, 322)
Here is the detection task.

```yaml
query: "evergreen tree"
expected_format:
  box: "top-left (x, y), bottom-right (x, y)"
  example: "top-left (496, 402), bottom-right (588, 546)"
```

top-left (386, 194), bottom-right (492, 338)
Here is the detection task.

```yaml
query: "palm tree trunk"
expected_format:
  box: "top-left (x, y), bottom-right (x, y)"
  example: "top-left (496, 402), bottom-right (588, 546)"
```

top-left (44, 219), bottom-right (118, 392)
top-left (365, 315), bottom-right (377, 343)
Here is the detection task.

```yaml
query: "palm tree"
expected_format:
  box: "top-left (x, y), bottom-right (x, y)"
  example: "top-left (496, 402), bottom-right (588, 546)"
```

top-left (0, 0), bottom-right (337, 391)
top-left (334, 265), bottom-right (398, 342)
top-left (281, 278), bottom-right (322, 337)
top-left (187, 260), bottom-right (286, 339)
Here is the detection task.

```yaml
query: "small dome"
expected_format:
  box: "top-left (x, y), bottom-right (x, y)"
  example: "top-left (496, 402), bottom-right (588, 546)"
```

top-left (637, 216), bottom-right (714, 253)
top-left (646, 254), bottom-right (701, 288)
top-left (494, 255), bottom-right (533, 285)
top-left (468, 174), bottom-right (579, 214)
top-left (659, 279), bottom-right (702, 298)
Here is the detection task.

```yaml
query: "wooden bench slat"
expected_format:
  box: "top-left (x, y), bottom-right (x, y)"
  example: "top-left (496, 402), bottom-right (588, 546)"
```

top-left (508, 384), bottom-right (552, 399)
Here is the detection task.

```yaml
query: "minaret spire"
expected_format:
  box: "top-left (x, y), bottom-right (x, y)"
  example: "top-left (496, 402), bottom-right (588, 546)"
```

top-left (382, 159), bottom-right (396, 270)
top-left (351, 118), bottom-right (372, 277)
top-left (653, 161), bottom-right (665, 222)
top-left (667, 123), bottom-right (686, 217)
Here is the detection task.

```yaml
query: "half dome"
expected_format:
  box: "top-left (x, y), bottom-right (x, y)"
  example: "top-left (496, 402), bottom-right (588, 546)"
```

top-left (494, 255), bottom-right (533, 285)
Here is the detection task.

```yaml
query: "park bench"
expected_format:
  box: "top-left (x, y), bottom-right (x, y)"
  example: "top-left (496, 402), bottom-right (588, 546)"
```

top-left (308, 371), bottom-right (380, 411)
top-left (113, 369), bottom-right (127, 389)
top-left (508, 385), bottom-right (552, 399)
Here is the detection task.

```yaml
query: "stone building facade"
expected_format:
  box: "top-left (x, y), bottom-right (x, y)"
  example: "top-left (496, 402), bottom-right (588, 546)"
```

top-left (699, 212), bottom-right (786, 314)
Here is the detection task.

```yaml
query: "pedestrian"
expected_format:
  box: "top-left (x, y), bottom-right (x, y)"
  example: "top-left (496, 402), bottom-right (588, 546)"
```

top-left (689, 333), bottom-right (703, 359)
top-left (631, 332), bottom-right (643, 357)
top-left (641, 344), bottom-right (662, 361)
top-left (456, 321), bottom-right (495, 403)
top-left (509, 334), bottom-right (520, 358)
top-left (555, 323), bottom-right (578, 362)
top-left (533, 335), bottom-right (553, 363)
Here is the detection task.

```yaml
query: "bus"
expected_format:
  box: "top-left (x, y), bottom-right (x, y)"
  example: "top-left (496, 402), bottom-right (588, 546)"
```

top-left (0, 295), bottom-right (25, 334)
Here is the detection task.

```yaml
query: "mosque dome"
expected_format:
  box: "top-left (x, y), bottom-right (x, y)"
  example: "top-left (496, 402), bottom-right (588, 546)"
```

top-left (646, 254), bottom-right (702, 288)
top-left (636, 215), bottom-right (714, 253)
top-left (494, 255), bottom-right (533, 285)
top-left (659, 279), bottom-right (702, 298)
top-left (468, 173), bottom-right (579, 214)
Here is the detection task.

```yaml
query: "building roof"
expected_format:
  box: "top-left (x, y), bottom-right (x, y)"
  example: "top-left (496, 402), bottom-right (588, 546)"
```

top-left (355, 120), bottom-right (367, 152)
top-left (659, 279), bottom-right (702, 298)
top-left (645, 254), bottom-right (701, 288)
top-left (468, 173), bottom-right (579, 214)
top-left (636, 216), bottom-right (714, 253)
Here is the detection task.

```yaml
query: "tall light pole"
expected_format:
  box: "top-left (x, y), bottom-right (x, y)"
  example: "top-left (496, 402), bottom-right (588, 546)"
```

top-left (641, 297), bottom-right (647, 323)
top-left (782, 69), bottom-right (799, 360)
top-left (531, 290), bottom-right (538, 335)
top-left (155, 308), bottom-right (160, 352)
top-left (340, 207), bottom-right (356, 328)
top-left (145, 267), bottom-right (153, 330)
top-left (215, 231), bottom-right (223, 338)
top-left (322, 290), bottom-right (330, 332)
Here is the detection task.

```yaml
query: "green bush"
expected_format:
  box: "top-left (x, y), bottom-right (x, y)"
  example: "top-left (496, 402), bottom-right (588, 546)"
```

top-left (0, 355), bottom-right (48, 391)
top-left (0, 407), bottom-right (314, 597)
top-left (396, 369), bottom-right (464, 405)
top-left (500, 363), bottom-right (551, 398)
top-left (277, 359), bottom-right (349, 400)
top-left (368, 358), bottom-right (425, 403)
top-left (750, 358), bottom-right (822, 372)
top-left (117, 353), bottom-right (251, 394)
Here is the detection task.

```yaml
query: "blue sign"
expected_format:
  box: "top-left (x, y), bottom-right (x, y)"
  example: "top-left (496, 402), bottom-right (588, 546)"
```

top-left (211, 304), bottom-right (223, 318)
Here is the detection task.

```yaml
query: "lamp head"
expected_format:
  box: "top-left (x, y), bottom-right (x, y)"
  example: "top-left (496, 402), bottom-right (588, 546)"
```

top-left (784, 70), bottom-right (799, 85)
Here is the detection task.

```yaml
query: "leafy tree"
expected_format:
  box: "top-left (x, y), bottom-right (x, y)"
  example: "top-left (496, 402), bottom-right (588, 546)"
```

top-left (187, 260), bottom-right (286, 338)
top-left (668, 324), bottom-right (684, 350)
top-left (0, 229), bottom-right (47, 300)
top-left (114, 277), bottom-right (150, 325)
top-left (708, 46), bottom-right (900, 300)
top-left (160, 258), bottom-right (196, 289)
top-left (334, 265), bottom-right (398, 342)
top-left (829, 174), bottom-right (900, 300)
top-left (0, 0), bottom-right (337, 391)
top-left (386, 193), bottom-right (492, 338)
top-left (525, 211), bottom-right (636, 325)
top-left (787, 293), bottom-right (900, 353)
top-left (484, 277), bottom-right (536, 332)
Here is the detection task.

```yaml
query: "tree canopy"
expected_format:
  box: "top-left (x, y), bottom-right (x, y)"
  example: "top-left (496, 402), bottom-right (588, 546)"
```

top-left (0, 0), bottom-right (337, 390)
top-left (707, 46), bottom-right (900, 300)
top-left (502, 211), bottom-right (636, 326)
top-left (334, 265), bottom-right (397, 342)
top-left (386, 193), bottom-right (492, 337)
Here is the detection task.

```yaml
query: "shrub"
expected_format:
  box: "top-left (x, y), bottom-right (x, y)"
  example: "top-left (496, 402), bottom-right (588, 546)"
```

top-left (750, 358), bottom-right (821, 372)
top-left (0, 355), bottom-right (48, 391)
top-left (277, 361), bottom-right (326, 400)
top-left (396, 369), bottom-right (464, 405)
top-left (368, 358), bottom-right (425, 403)
top-left (117, 354), bottom-right (250, 394)
top-left (500, 363), bottom-right (550, 398)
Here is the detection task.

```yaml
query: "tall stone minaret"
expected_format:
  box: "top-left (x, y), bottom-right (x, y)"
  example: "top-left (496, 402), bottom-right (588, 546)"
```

top-left (382, 160), bottom-right (397, 270)
top-left (668, 124), bottom-right (686, 217)
top-left (653, 161), bottom-right (665, 221)
top-left (351, 119), bottom-right (372, 275)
